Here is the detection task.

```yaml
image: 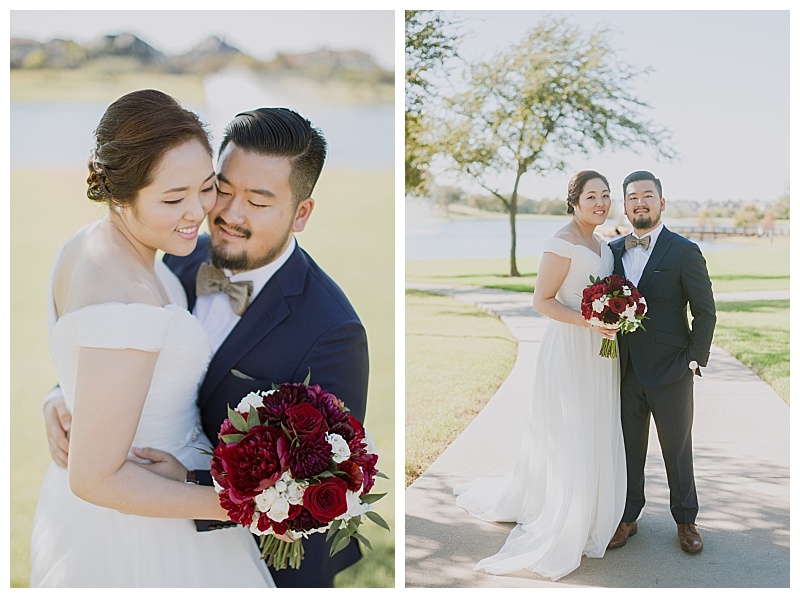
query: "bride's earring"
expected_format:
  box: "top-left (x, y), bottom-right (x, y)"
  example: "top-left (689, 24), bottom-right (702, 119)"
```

top-left (114, 204), bottom-right (123, 213)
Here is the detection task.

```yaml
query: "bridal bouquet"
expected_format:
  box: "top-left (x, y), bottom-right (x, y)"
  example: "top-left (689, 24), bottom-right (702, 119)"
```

top-left (210, 375), bottom-right (388, 569)
top-left (581, 274), bottom-right (648, 358)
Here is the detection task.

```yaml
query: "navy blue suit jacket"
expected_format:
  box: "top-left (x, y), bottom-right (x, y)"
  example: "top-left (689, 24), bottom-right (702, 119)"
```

top-left (164, 236), bottom-right (369, 587)
top-left (609, 227), bottom-right (716, 387)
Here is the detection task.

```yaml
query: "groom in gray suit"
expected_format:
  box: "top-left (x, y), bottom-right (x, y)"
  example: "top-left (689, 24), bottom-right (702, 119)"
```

top-left (608, 171), bottom-right (716, 553)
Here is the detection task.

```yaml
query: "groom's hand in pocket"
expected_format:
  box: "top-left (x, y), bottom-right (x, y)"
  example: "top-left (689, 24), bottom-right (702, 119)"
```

top-left (43, 391), bottom-right (71, 469)
top-left (130, 447), bottom-right (187, 482)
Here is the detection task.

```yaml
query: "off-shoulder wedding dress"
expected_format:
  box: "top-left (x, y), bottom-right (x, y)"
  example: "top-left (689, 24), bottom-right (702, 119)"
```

top-left (454, 236), bottom-right (626, 581)
top-left (30, 256), bottom-right (274, 588)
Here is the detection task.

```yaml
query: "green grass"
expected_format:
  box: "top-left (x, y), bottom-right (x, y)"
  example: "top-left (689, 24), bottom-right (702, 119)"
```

top-left (10, 167), bottom-right (395, 588)
top-left (712, 300), bottom-right (789, 404)
top-left (406, 235), bottom-right (789, 294)
top-left (405, 290), bottom-right (517, 487)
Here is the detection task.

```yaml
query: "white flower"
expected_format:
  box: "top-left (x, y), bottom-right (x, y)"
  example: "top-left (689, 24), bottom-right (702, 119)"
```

top-left (267, 496), bottom-right (291, 522)
top-left (255, 486), bottom-right (281, 512)
top-left (592, 298), bottom-right (607, 312)
top-left (336, 490), bottom-right (372, 520)
top-left (622, 304), bottom-right (638, 320)
top-left (285, 479), bottom-right (307, 505)
top-left (212, 477), bottom-right (224, 494)
top-left (236, 390), bottom-right (266, 412)
top-left (622, 286), bottom-right (632, 296)
top-left (326, 432), bottom-right (351, 463)
top-left (639, 297), bottom-right (647, 305)
top-left (363, 428), bottom-right (378, 456)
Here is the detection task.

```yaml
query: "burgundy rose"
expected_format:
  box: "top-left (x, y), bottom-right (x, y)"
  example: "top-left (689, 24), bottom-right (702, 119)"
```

top-left (215, 424), bottom-right (284, 501)
top-left (608, 297), bottom-right (628, 314)
top-left (286, 402), bottom-right (328, 438)
top-left (303, 477), bottom-right (348, 523)
top-left (329, 420), bottom-right (356, 442)
top-left (635, 301), bottom-right (647, 316)
top-left (285, 433), bottom-right (332, 478)
top-left (337, 459), bottom-right (364, 492)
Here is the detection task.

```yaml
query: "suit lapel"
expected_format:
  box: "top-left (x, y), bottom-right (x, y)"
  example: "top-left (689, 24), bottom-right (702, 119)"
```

top-left (199, 244), bottom-right (309, 405)
top-left (637, 227), bottom-right (675, 290)
top-left (610, 238), bottom-right (627, 277)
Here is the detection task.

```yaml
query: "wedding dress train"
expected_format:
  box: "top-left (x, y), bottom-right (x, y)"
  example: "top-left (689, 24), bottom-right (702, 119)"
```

top-left (454, 236), bottom-right (626, 580)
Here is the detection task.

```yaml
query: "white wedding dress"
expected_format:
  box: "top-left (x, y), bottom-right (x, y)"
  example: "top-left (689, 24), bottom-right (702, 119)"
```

top-left (454, 236), bottom-right (626, 581)
top-left (30, 258), bottom-right (275, 588)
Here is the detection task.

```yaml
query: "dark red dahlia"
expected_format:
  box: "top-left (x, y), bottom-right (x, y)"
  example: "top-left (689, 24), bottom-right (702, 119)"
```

top-left (285, 432), bottom-right (332, 478)
top-left (258, 384), bottom-right (308, 424)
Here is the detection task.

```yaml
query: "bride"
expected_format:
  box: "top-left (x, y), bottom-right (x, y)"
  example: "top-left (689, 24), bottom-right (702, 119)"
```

top-left (29, 90), bottom-right (276, 587)
top-left (454, 170), bottom-right (626, 581)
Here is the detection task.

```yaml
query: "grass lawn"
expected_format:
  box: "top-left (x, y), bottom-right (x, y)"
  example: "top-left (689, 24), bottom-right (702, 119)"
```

top-left (405, 235), bottom-right (789, 294)
top-left (10, 167), bottom-right (395, 588)
top-left (405, 290), bottom-right (517, 486)
top-left (712, 299), bottom-right (789, 404)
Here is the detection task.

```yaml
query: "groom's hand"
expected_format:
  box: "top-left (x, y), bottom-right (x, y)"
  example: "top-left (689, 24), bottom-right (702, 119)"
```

top-left (130, 447), bottom-right (187, 482)
top-left (43, 393), bottom-right (71, 468)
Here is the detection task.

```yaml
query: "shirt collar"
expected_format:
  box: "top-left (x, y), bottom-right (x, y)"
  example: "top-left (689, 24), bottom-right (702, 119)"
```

top-left (223, 236), bottom-right (297, 300)
top-left (633, 222), bottom-right (664, 249)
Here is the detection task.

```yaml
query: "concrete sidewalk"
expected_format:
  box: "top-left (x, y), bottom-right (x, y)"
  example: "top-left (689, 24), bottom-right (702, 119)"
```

top-left (405, 284), bottom-right (789, 588)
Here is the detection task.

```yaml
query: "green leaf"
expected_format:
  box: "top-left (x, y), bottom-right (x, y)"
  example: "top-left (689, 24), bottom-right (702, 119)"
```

top-left (220, 433), bottom-right (245, 443)
top-left (330, 532), bottom-right (351, 556)
top-left (364, 510), bottom-right (391, 531)
top-left (360, 492), bottom-right (386, 504)
top-left (227, 406), bottom-right (249, 433)
top-left (346, 518), bottom-right (360, 534)
top-left (303, 368), bottom-right (312, 386)
top-left (326, 518), bottom-right (343, 541)
top-left (246, 404), bottom-right (260, 429)
top-left (352, 531), bottom-right (373, 550)
top-left (375, 471), bottom-right (390, 479)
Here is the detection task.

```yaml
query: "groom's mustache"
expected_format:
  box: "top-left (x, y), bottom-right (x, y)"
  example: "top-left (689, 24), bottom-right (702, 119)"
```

top-left (214, 216), bottom-right (252, 239)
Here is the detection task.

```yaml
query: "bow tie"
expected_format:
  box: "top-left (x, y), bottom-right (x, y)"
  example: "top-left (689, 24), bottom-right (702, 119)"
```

top-left (625, 234), bottom-right (652, 251)
top-left (195, 262), bottom-right (253, 316)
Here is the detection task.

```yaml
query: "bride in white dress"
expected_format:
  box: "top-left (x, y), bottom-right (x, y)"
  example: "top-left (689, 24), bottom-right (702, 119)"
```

top-left (29, 90), bottom-right (275, 587)
top-left (454, 170), bottom-right (626, 581)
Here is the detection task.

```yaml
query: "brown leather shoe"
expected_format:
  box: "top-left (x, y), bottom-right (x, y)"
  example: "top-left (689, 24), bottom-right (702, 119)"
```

top-left (608, 521), bottom-right (637, 549)
top-left (678, 523), bottom-right (703, 553)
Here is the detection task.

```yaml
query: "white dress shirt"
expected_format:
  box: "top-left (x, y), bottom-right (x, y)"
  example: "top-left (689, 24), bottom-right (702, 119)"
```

top-left (193, 236), bottom-right (296, 355)
top-left (621, 222), bottom-right (664, 286)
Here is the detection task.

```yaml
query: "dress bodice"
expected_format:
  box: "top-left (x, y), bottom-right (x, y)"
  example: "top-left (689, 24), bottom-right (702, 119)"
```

top-left (47, 260), bottom-right (212, 457)
top-left (542, 236), bottom-right (614, 311)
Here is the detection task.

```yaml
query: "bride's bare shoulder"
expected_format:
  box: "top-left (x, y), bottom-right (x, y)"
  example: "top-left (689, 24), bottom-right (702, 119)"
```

top-left (53, 221), bottom-right (160, 315)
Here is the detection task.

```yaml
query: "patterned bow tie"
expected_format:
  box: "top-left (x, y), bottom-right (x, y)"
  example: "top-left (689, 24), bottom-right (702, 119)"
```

top-left (625, 234), bottom-right (651, 251)
top-left (195, 262), bottom-right (253, 316)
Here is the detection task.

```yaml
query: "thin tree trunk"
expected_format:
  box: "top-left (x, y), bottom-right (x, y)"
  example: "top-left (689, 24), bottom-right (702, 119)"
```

top-left (508, 174), bottom-right (522, 277)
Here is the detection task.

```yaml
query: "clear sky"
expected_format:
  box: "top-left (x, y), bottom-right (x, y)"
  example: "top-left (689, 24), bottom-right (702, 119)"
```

top-left (9, 10), bottom-right (395, 70)
top-left (426, 9), bottom-right (790, 204)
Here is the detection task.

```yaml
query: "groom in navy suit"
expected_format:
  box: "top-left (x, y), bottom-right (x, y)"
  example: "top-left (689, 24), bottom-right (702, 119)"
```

top-left (608, 171), bottom-right (715, 554)
top-left (43, 108), bottom-right (369, 587)
top-left (164, 107), bottom-right (369, 587)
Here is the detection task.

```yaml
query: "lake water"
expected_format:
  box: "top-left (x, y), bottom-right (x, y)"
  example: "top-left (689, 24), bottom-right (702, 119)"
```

top-left (10, 71), bottom-right (393, 170)
top-left (405, 200), bottom-right (748, 261)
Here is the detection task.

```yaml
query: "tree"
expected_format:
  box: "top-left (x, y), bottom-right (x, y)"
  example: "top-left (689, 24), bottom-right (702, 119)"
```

top-left (437, 18), bottom-right (676, 276)
top-left (405, 10), bottom-right (460, 195)
top-left (734, 204), bottom-right (762, 228)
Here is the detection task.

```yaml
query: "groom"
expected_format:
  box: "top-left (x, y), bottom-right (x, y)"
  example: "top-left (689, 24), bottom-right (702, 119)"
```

top-left (42, 107), bottom-right (369, 587)
top-left (608, 171), bottom-right (716, 554)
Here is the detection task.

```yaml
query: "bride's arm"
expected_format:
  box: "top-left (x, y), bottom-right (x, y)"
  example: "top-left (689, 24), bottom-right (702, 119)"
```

top-left (532, 252), bottom-right (616, 339)
top-left (68, 346), bottom-right (228, 521)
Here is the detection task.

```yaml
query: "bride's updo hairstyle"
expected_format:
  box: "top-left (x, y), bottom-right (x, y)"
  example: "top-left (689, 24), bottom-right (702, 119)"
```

top-left (87, 89), bottom-right (211, 208)
top-left (566, 170), bottom-right (610, 214)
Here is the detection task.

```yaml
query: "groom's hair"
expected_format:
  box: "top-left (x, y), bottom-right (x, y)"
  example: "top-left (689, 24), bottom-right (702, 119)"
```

top-left (219, 108), bottom-right (327, 206)
top-left (623, 170), bottom-right (663, 198)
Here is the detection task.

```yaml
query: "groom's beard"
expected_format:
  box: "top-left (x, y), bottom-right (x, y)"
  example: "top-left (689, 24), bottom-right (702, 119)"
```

top-left (208, 217), bottom-right (292, 273)
top-left (630, 210), bottom-right (661, 231)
